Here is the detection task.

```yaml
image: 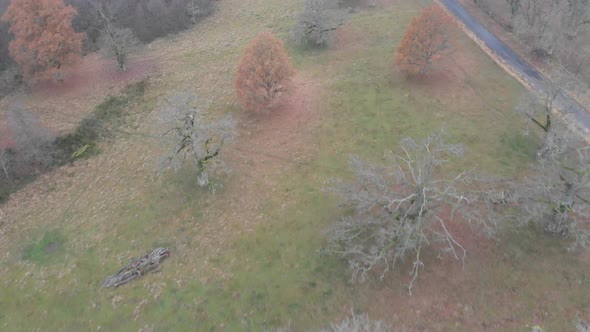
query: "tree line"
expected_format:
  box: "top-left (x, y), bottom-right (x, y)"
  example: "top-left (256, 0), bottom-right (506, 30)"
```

top-left (474, 0), bottom-right (590, 83)
top-left (0, 0), bottom-right (215, 89)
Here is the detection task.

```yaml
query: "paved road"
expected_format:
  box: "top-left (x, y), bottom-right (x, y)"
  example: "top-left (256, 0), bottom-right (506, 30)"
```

top-left (439, 0), bottom-right (590, 133)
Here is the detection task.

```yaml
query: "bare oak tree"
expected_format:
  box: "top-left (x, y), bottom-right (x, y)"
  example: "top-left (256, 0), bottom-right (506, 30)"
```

top-left (513, 68), bottom-right (578, 160)
top-left (159, 92), bottom-right (236, 187)
top-left (325, 132), bottom-right (474, 294)
top-left (515, 138), bottom-right (590, 247)
top-left (291, 0), bottom-right (342, 48)
top-left (95, 3), bottom-right (139, 72)
top-left (477, 129), bottom-right (590, 250)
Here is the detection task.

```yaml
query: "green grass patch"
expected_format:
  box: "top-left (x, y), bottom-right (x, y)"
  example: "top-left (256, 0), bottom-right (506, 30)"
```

top-left (23, 231), bottom-right (66, 263)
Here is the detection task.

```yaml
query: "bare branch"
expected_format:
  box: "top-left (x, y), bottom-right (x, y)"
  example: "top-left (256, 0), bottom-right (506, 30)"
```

top-left (291, 0), bottom-right (346, 48)
top-left (325, 131), bottom-right (473, 293)
top-left (158, 92), bottom-right (236, 188)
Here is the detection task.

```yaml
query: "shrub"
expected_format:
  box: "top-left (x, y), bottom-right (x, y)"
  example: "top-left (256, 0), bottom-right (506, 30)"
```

top-left (234, 32), bottom-right (295, 112)
top-left (292, 0), bottom-right (338, 48)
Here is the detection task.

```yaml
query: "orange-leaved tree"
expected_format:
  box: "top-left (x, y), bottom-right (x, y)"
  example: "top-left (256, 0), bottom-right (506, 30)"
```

top-left (395, 5), bottom-right (454, 77)
top-left (234, 32), bottom-right (295, 112)
top-left (2, 0), bottom-right (85, 81)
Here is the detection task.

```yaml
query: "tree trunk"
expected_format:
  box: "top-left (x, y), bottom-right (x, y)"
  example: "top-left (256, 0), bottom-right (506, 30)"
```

top-left (545, 182), bottom-right (575, 236)
top-left (117, 52), bottom-right (127, 72)
top-left (196, 160), bottom-right (209, 187)
top-left (0, 155), bottom-right (9, 178)
top-left (407, 188), bottom-right (425, 219)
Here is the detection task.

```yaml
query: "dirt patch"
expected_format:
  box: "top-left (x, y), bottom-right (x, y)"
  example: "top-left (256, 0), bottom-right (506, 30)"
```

top-left (31, 53), bottom-right (156, 98)
top-left (357, 245), bottom-right (521, 330)
top-left (234, 73), bottom-right (321, 166)
top-left (332, 23), bottom-right (364, 51)
top-left (215, 72), bottom-right (323, 232)
top-left (0, 53), bottom-right (156, 136)
top-left (406, 48), bottom-right (478, 91)
top-left (399, 38), bottom-right (482, 106)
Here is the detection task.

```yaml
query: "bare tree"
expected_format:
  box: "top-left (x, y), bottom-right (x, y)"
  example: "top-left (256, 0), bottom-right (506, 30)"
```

top-left (476, 0), bottom-right (590, 81)
top-left (514, 68), bottom-right (578, 160)
top-left (6, 103), bottom-right (55, 173)
top-left (574, 317), bottom-right (590, 332)
top-left (514, 92), bottom-right (552, 133)
top-left (325, 132), bottom-right (476, 294)
top-left (186, 0), bottom-right (214, 24)
top-left (159, 92), bottom-right (235, 187)
top-left (477, 130), bottom-right (590, 250)
top-left (501, 0), bottom-right (561, 58)
top-left (271, 313), bottom-right (389, 332)
top-left (321, 312), bottom-right (390, 332)
top-left (291, 0), bottom-right (342, 48)
top-left (515, 139), bottom-right (590, 247)
top-left (506, 0), bottom-right (522, 18)
top-left (561, 0), bottom-right (590, 40)
top-left (0, 148), bottom-right (10, 178)
top-left (95, 3), bottom-right (139, 72)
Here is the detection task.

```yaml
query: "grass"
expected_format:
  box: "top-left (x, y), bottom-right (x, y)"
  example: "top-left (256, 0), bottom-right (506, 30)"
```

top-left (0, 0), bottom-right (588, 330)
top-left (0, 80), bottom-right (147, 204)
top-left (23, 231), bottom-right (66, 263)
top-left (54, 79), bottom-right (148, 160)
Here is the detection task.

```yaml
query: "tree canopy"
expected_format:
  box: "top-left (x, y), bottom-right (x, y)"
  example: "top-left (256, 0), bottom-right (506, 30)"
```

top-left (2, 0), bottom-right (85, 81)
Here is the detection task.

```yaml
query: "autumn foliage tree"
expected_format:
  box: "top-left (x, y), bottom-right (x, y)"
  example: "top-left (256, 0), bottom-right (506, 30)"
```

top-left (234, 32), bottom-right (295, 112)
top-left (2, 0), bottom-right (85, 81)
top-left (395, 5), bottom-right (454, 77)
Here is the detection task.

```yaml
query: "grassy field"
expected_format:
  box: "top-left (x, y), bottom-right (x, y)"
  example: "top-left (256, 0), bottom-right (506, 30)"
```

top-left (0, 0), bottom-right (588, 330)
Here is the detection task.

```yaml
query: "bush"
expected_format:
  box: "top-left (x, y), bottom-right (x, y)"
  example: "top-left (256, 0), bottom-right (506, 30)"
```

top-left (291, 0), bottom-right (338, 48)
top-left (234, 32), bottom-right (295, 112)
